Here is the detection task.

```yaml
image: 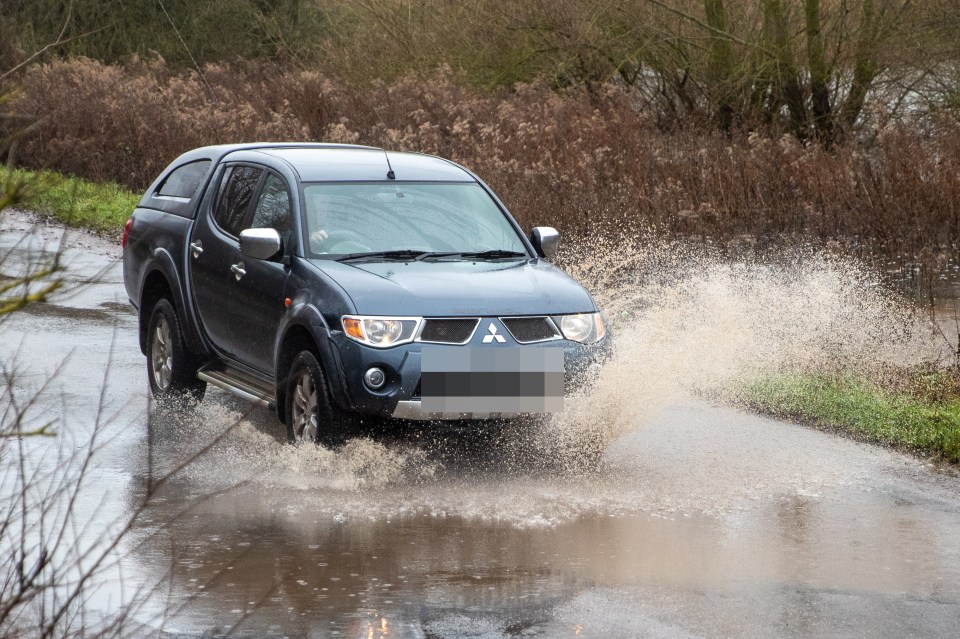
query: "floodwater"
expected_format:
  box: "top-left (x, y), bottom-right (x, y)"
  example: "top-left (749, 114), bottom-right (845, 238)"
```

top-left (2, 212), bottom-right (960, 637)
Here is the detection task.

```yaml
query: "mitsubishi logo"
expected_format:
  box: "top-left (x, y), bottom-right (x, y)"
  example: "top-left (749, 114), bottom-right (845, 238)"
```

top-left (481, 322), bottom-right (506, 344)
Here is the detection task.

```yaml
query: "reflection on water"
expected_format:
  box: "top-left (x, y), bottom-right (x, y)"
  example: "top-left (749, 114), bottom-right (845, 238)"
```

top-left (122, 397), bottom-right (960, 637)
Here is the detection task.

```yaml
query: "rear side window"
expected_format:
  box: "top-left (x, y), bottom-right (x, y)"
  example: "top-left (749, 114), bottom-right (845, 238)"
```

top-left (214, 166), bottom-right (263, 237)
top-left (157, 160), bottom-right (211, 198)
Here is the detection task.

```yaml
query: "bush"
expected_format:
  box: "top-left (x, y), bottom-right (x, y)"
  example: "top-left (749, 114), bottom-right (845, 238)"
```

top-left (7, 57), bottom-right (960, 258)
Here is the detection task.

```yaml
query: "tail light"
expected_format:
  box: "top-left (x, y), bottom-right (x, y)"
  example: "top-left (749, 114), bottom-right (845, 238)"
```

top-left (121, 217), bottom-right (133, 249)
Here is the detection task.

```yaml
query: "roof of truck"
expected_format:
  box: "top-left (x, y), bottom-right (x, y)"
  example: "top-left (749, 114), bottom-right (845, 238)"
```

top-left (138, 144), bottom-right (480, 217)
top-left (186, 143), bottom-right (475, 182)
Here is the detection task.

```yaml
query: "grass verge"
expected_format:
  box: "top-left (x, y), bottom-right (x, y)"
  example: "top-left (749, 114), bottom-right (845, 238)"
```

top-left (741, 372), bottom-right (960, 465)
top-left (7, 168), bottom-right (138, 235)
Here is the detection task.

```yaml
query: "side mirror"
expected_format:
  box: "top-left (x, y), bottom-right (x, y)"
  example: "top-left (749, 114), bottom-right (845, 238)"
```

top-left (530, 226), bottom-right (559, 259)
top-left (239, 228), bottom-right (282, 261)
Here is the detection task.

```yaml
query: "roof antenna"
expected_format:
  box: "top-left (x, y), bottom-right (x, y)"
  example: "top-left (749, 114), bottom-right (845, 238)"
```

top-left (371, 106), bottom-right (394, 179)
top-left (383, 149), bottom-right (396, 180)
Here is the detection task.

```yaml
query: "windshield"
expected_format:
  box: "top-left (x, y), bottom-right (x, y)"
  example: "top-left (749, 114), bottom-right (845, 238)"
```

top-left (302, 182), bottom-right (528, 258)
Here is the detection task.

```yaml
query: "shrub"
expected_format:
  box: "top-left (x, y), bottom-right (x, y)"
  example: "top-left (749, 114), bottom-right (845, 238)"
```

top-left (6, 58), bottom-right (960, 258)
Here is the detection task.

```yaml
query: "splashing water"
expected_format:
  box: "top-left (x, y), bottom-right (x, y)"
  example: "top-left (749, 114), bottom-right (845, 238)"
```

top-left (146, 238), bottom-right (939, 525)
top-left (543, 238), bottom-right (938, 453)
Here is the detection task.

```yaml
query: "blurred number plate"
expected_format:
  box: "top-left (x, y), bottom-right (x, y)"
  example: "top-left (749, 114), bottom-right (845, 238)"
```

top-left (421, 347), bottom-right (564, 414)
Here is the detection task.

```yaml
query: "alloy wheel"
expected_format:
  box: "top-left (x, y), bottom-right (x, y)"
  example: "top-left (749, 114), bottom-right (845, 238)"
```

top-left (290, 369), bottom-right (319, 443)
top-left (151, 315), bottom-right (173, 391)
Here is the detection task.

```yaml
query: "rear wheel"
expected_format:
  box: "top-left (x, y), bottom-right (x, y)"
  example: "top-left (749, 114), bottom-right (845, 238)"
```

top-left (146, 298), bottom-right (205, 402)
top-left (285, 350), bottom-right (359, 446)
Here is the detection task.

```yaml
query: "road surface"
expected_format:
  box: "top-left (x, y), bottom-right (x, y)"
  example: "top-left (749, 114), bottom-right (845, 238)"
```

top-left (2, 213), bottom-right (959, 638)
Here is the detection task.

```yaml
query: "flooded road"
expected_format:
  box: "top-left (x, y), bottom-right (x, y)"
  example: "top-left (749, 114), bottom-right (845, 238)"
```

top-left (3, 213), bottom-right (960, 637)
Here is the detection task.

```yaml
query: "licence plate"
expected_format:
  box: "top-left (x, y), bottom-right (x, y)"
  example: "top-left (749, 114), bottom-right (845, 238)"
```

top-left (420, 346), bottom-right (564, 414)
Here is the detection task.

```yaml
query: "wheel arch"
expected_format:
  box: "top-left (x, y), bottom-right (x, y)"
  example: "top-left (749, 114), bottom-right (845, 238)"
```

top-left (137, 250), bottom-right (206, 357)
top-left (274, 306), bottom-right (352, 423)
top-left (275, 323), bottom-right (317, 424)
top-left (138, 269), bottom-right (175, 355)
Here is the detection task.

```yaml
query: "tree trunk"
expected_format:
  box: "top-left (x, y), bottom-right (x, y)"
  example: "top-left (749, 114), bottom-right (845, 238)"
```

top-left (763, 0), bottom-right (808, 135)
top-left (804, 0), bottom-right (833, 143)
top-left (840, 0), bottom-right (880, 133)
top-left (704, 0), bottom-right (735, 130)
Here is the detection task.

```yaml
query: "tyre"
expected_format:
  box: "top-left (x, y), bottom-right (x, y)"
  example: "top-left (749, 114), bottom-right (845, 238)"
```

top-left (284, 350), bottom-right (359, 446)
top-left (146, 298), bottom-right (205, 402)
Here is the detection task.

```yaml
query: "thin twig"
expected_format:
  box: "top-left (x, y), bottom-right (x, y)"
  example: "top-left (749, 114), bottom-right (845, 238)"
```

top-left (156, 0), bottom-right (218, 104)
top-left (0, 10), bottom-right (109, 83)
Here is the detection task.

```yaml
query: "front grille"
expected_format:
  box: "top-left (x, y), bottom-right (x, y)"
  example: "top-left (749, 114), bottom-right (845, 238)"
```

top-left (418, 318), bottom-right (479, 344)
top-left (501, 317), bottom-right (561, 343)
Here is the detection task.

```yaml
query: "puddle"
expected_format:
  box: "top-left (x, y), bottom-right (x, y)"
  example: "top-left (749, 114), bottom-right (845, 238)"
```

top-left (2, 216), bottom-right (959, 636)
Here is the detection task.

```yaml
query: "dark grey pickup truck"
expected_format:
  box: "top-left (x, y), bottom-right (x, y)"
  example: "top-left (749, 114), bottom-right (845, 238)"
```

top-left (123, 143), bottom-right (610, 444)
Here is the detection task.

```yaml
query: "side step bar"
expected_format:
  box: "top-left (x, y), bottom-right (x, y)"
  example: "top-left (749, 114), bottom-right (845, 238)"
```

top-left (197, 365), bottom-right (276, 411)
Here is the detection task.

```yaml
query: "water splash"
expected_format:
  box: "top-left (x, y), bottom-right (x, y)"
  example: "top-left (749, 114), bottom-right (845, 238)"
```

top-left (146, 239), bottom-right (939, 525)
top-left (542, 237), bottom-right (938, 453)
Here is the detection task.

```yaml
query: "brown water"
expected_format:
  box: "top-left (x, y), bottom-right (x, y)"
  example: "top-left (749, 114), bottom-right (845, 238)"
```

top-left (2, 213), bottom-right (959, 637)
top-left (119, 397), bottom-right (960, 637)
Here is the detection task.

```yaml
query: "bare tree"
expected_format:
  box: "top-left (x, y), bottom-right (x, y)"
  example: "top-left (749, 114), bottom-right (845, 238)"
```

top-left (0, 83), bottom-right (270, 637)
top-left (637, 0), bottom-right (935, 141)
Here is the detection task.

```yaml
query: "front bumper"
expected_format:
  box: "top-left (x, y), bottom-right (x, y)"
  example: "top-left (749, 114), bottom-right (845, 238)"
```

top-left (392, 400), bottom-right (529, 421)
top-left (327, 329), bottom-right (611, 421)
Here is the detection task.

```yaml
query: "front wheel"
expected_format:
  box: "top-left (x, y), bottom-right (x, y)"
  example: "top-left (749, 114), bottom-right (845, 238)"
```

top-left (284, 350), bottom-right (359, 446)
top-left (146, 298), bottom-right (205, 402)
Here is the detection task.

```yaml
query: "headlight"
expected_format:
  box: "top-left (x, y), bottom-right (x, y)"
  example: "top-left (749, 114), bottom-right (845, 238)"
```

top-left (342, 316), bottom-right (420, 347)
top-left (556, 312), bottom-right (606, 344)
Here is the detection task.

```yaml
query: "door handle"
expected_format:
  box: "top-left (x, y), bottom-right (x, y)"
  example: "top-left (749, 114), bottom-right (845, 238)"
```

top-left (231, 262), bottom-right (246, 280)
top-left (190, 241), bottom-right (203, 258)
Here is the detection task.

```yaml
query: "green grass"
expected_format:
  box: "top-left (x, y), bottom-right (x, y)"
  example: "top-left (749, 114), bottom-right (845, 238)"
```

top-left (7, 169), bottom-right (139, 235)
top-left (742, 373), bottom-right (960, 464)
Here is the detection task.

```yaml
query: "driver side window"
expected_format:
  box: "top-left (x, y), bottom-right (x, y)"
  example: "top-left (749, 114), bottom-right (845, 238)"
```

top-left (214, 165), bottom-right (263, 237)
top-left (250, 173), bottom-right (293, 247)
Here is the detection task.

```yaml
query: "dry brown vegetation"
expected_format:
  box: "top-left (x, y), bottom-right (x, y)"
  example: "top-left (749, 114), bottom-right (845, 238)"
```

top-left (4, 0), bottom-right (960, 261)
top-left (7, 57), bottom-right (960, 258)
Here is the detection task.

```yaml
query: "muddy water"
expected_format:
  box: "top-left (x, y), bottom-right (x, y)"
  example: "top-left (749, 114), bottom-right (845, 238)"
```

top-left (127, 398), bottom-right (960, 638)
top-left (2, 213), bottom-right (960, 637)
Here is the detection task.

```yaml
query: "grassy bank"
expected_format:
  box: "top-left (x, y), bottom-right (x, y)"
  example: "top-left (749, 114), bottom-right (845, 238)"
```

top-left (7, 168), bottom-right (138, 234)
top-left (741, 372), bottom-right (960, 465)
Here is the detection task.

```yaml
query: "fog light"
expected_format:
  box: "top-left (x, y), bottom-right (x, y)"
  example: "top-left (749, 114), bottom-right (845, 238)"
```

top-left (364, 367), bottom-right (386, 390)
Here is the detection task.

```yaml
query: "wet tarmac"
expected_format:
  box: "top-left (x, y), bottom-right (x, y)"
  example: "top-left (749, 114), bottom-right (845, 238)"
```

top-left (2, 212), bottom-right (960, 638)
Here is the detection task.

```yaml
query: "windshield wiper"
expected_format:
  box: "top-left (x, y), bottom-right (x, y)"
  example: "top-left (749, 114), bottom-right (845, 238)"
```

top-left (337, 249), bottom-right (528, 263)
top-left (422, 249), bottom-right (528, 261)
top-left (336, 250), bottom-right (432, 263)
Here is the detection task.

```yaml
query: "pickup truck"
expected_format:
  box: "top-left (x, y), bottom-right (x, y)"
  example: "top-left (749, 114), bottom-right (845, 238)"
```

top-left (122, 143), bottom-right (610, 444)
